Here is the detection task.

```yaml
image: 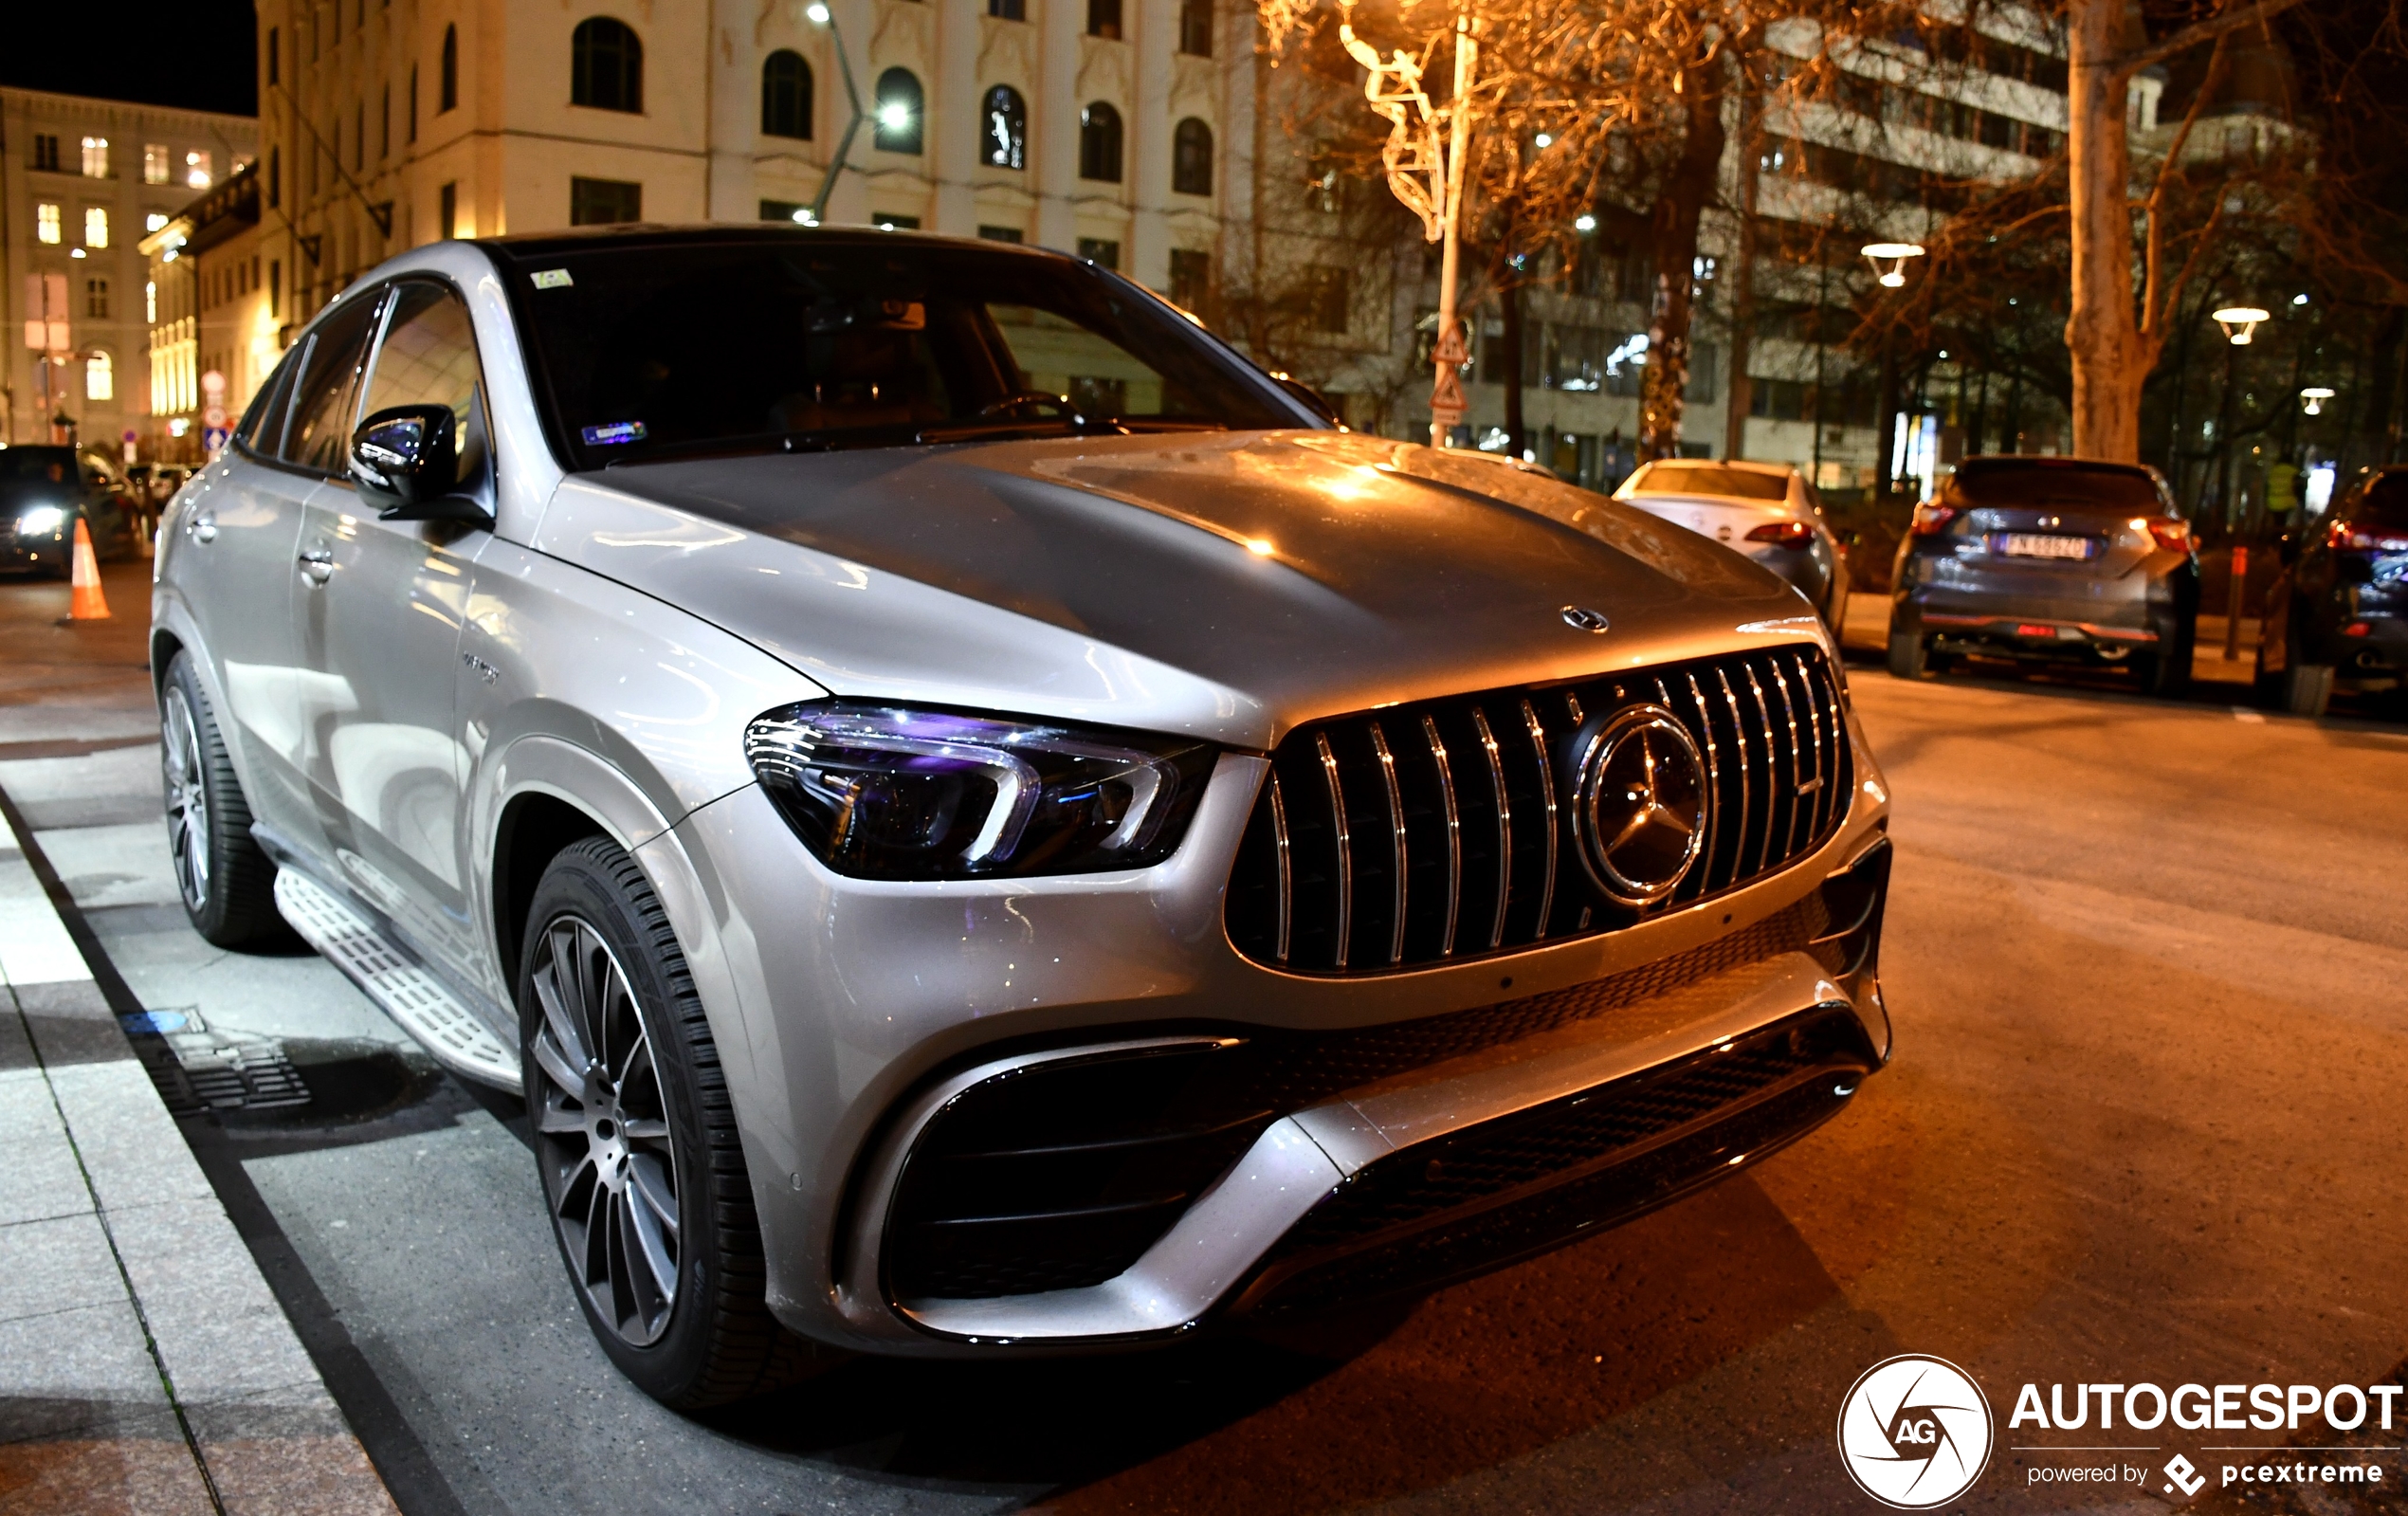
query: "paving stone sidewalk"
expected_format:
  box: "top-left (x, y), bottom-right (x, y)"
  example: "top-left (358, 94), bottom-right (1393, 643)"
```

top-left (0, 564), bottom-right (399, 1516)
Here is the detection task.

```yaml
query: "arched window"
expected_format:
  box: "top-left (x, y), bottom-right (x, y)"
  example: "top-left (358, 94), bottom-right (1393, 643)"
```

top-left (873, 68), bottom-right (922, 154)
top-left (1172, 118), bottom-right (1213, 195)
top-left (761, 49), bottom-right (812, 139)
top-left (439, 25), bottom-right (458, 112)
top-left (1078, 101), bottom-right (1122, 182)
top-left (572, 18), bottom-right (643, 113)
top-left (1177, 0), bottom-right (1213, 57)
top-left (85, 351), bottom-right (113, 402)
top-left (980, 85), bottom-right (1026, 170)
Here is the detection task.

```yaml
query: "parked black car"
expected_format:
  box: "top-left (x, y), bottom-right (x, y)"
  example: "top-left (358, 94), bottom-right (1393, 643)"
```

top-left (1889, 456), bottom-right (2199, 695)
top-left (0, 446), bottom-right (141, 574)
top-left (2257, 466), bottom-right (2408, 717)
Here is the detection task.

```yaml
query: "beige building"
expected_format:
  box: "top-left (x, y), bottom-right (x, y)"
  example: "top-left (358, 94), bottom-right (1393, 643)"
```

top-left (256, 0), bottom-right (1249, 329)
top-left (138, 162), bottom-right (276, 462)
top-left (1, 87), bottom-right (256, 452)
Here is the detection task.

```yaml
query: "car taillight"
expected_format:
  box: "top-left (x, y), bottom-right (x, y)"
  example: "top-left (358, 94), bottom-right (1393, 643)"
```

top-left (1908, 503), bottom-right (1957, 536)
top-left (2329, 521), bottom-right (2377, 552)
top-left (1744, 521), bottom-right (1815, 549)
top-left (2146, 521), bottom-right (2193, 553)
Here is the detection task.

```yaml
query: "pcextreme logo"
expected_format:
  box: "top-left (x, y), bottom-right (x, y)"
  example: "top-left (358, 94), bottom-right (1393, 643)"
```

top-left (1836, 1355), bottom-right (1997, 1508)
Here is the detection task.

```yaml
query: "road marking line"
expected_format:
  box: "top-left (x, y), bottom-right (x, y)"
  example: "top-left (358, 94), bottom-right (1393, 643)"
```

top-left (2231, 707), bottom-right (2266, 723)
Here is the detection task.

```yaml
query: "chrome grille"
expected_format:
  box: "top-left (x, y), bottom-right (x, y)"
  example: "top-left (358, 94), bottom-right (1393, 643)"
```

top-left (1225, 645), bottom-right (1853, 975)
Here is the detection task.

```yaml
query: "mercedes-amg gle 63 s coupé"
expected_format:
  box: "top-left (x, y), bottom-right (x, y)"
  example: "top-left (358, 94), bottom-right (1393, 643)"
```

top-left (154, 228), bottom-right (1893, 1408)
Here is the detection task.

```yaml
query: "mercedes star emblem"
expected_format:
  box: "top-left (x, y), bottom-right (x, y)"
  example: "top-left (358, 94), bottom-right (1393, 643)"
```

top-left (1571, 705), bottom-right (1709, 905)
top-left (1560, 605), bottom-right (1612, 634)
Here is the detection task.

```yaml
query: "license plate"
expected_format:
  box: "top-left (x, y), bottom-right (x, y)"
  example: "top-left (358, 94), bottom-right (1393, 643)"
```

top-left (1999, 533), bottom-right (2093, 559)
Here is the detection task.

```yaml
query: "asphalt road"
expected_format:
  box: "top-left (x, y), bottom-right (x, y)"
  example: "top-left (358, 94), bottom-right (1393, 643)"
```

top-left (5, 560), bottom-right (2405, 1515)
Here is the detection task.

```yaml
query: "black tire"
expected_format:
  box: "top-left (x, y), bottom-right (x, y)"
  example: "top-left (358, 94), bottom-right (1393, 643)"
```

top-left (2282, 661), bottom-right (2334, 718)
top-left (518, 837), bottom-right (828, 1409)
top-left (1887, 630), bottom-right (1929, 681)
top-left (159, 651), bottom-right (285, 946)
top-left (2141, 613), bottom-right (2195, 699)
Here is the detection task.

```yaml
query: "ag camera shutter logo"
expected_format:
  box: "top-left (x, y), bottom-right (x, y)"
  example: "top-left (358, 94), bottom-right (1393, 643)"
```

top-left (1837, 1354), bottom-right (1996, 1507)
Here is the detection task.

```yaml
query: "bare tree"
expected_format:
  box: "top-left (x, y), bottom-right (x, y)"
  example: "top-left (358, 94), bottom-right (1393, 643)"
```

top-left (2062, 0), bottom-right (2313, 460)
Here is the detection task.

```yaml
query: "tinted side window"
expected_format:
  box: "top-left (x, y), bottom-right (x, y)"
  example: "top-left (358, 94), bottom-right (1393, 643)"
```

top-left (283, 289), bottom-right (388, 472)
top-left (237, 346), bottom-right (302, 455)
top-left (356, 282), bottom-right (489, 490)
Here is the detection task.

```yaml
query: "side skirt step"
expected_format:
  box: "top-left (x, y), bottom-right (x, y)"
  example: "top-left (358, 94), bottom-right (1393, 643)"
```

top-left (273, 869), bottom-right (522, 1092)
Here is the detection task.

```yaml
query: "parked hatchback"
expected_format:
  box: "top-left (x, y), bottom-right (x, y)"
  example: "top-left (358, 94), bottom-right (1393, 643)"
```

top-left (1888, 455), bottom-right (2198, 694)
top-left (154, 228), bottom-right (1893, 1408)
top-left (2256, 465), bottom-right (2408, 717)
top-left (1613, 460), bottom-right (1848, 627)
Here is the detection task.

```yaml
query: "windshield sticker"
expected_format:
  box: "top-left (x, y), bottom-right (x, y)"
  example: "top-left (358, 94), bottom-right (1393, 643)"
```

top-left (581, 421), bottom-right (647, 447)
top-left (531, 268), bottom-right (575, 290)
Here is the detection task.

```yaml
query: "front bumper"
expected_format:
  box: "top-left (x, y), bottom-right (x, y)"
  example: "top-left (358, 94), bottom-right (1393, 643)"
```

top-left (658, 693), bottom-right (1892, 1355)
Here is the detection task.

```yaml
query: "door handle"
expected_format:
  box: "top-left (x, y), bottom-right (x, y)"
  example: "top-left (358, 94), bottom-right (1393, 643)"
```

top-left (297, 546), bottom-right (336, 586)
top-left (188, 509), bottom-right (217, 544)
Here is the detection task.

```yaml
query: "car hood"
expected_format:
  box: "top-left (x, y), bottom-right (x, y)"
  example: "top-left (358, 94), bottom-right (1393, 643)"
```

top-left (536, 429), bottom-right (1823, 749)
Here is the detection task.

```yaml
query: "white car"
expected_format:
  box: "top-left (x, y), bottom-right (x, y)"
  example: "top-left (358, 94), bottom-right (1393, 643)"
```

top-left (1614, 459), bottom-right (1849, 625)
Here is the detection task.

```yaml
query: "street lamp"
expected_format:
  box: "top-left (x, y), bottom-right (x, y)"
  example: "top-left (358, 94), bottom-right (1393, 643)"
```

top-left (1860, 242), bottom-right (1925, 288)
top-left (2212, 305), bottom-right (2271, 345)
top-left (2301, 386), bottom-right (2334, 416)
top-left (803, 3), bottom-right (867, 227)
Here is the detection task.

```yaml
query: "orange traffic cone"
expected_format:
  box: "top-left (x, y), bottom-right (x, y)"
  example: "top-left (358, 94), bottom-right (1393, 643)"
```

top-left (65, 518), bottom-right (110, 621)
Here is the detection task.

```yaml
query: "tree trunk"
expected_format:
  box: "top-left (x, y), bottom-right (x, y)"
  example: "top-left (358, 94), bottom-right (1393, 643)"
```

top-left (1502, 275), bottom-right (1527, 458)
top-left (2064, 0), bottom-right (2148, 461)
top-left (1638, 60), bottom-right (1726, 461)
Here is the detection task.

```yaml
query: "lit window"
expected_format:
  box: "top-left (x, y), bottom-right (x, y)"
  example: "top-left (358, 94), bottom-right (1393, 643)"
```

top-left (185, 150), bottom-right (213, 189)
top-left (35, 203), bottom-right (61, 244)
top-left (84, 208), bottom-right (109, 247)
top-left (146, 281), bottom-right (157, 322)
top-left (145, 143), bottom-right (171, 184)
top-left (86, 352), bottom-right (114, 402)
top-left (82, 136), bottom-right (109, 177)
top-left (146, 211), bottom-right (169, 233)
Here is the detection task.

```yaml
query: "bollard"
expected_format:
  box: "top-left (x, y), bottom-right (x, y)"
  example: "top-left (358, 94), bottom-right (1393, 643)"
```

top-left (2222, 543), bottom-right (2246, 662)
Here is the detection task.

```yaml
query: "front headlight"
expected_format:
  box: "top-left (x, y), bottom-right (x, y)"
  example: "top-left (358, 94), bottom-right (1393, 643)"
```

top-left (16, 505), bottom-right (66, 537)
top-left (743, 703), bottom-right (1217, 880)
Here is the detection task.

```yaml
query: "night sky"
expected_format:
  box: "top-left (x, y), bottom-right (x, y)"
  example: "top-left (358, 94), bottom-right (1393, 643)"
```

top-left (1, 2), bottom-right (261, 118)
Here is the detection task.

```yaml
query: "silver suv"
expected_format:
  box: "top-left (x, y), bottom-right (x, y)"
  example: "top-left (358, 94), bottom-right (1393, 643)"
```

top-left (155, 228), bottom-right (1893, 1407)
top-left (1888, 455), bottom-right (2199, 693)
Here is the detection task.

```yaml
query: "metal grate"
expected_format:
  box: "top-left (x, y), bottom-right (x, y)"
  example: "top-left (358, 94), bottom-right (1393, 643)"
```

top-left (1227, 645), bottom-right (1852, 975)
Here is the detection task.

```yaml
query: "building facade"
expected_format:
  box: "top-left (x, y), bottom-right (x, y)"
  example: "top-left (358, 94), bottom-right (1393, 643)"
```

top-left (1, 88), bottom-right (256, 452)
top-left (253, 0), bottom-right (1250, 331)
top-left (138, 164), bottom-right (274, 462)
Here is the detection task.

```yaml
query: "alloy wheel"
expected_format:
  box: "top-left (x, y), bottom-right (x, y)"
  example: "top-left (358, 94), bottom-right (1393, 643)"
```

top-left (161, 688), bottom-right (211, 912)
top-left (528, 917), bottom-right (684, 1346)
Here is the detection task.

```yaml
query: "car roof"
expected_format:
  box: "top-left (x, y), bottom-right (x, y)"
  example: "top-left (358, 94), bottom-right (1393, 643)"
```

top-left (1644, 458), bottom-right (1795, 477)
top-left (476, 222), bottom-right (1089, 268)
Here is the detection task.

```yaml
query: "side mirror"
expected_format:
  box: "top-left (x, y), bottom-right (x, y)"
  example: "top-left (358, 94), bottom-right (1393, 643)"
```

top-left (349, 405), bottom-right (488, 523)
top-left (2337, 553), bottom-right (2376, 586)
top-left (1270, 374), bottom-right (1343, 428)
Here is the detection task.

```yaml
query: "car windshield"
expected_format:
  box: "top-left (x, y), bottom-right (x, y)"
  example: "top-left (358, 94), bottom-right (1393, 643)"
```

top-left (1628, 465), bottom-right (1790, 502)
top-left (2357, 472), bottom-right (2408, 530)
top-left (498, 235), bottom-right (1304, 470)
top-left (0, 447), bottom-right (77, 483)
top-left (1949, 460), bottom-right (2162, 510)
